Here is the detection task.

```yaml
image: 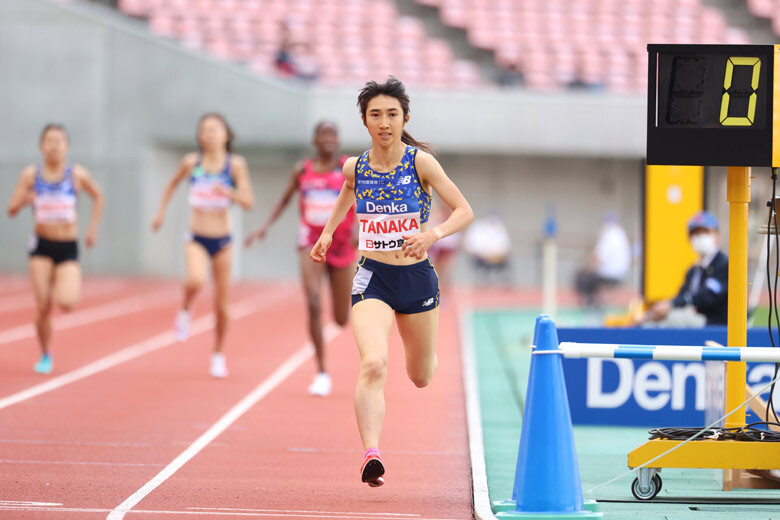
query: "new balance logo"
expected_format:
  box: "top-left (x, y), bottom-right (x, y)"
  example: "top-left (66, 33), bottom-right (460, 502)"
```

top-left (398, 175), bottom-right (412, 185)
top-left (422, 298), bottom-right (434, 307)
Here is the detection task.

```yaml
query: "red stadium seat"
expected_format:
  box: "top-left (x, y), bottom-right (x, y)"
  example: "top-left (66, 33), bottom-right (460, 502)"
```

top-left (113, 0), bottom-right (750, 91)
top-left (412, 0), bottom-right (748, 92)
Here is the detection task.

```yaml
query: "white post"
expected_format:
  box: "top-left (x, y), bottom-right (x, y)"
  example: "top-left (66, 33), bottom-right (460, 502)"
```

top-left (542, 205), bottom-right (558, 318)
top-left (542, 237), bottom-right (557, 317)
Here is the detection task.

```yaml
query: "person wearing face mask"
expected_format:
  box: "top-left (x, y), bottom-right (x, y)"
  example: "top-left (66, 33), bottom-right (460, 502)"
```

top-left (645, 211), bottom-right (728, 326)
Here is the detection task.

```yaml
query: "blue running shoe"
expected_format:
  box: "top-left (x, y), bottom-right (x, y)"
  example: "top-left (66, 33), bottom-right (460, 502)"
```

top-left (34, 353), bottom-right (52, 374)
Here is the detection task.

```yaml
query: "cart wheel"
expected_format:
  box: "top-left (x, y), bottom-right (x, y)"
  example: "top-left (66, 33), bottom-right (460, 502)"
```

top-left (631, 475), bottom-right (660, 501)
top-left (653, 473), bottom-right (662, 492)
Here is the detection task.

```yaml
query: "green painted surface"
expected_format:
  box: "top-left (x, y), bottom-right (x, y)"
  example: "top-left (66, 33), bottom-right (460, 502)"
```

top-left (472, 309), bottom-right (780, 520)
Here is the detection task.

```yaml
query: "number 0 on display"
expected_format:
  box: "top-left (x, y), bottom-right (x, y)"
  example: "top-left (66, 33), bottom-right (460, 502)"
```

top-left (647, 44), bottom-right (779, 167)
top-left (720, 57), bottom-right (761, 127)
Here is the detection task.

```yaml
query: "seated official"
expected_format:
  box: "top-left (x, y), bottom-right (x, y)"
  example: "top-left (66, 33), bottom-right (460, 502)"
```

top-left (644, 211), bottom-right (728, 326)
top-left (575, 213), bottom-right (631, 308)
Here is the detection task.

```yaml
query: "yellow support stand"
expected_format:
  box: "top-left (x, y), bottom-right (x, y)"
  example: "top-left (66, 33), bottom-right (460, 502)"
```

top-left (725, 166), bottom-right (749, 430)
top-left (628, 166), bottom-right (779, 491)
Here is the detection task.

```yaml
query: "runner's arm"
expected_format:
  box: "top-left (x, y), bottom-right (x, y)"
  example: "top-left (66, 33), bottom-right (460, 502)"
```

top-left (6, 166), bottom-right (36, 217)
top-left (74, 165), bottom-right (105, 248)
top-left (402, 151), bottom-right (473, 259)
top-left (246, 162), bottom-right (302, 245)
top-left (227, 155), bottom-right (255, 210)
top-left (152, 154), bottom-right (195, 231)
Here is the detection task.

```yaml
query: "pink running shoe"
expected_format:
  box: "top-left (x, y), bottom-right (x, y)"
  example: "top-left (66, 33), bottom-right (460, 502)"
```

top-left (360, 448), bottom-right (385, 487)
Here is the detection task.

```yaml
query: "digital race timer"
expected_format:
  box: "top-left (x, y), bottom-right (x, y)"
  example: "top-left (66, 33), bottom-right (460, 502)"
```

top-left (647, 44), bottom-right (780, 166)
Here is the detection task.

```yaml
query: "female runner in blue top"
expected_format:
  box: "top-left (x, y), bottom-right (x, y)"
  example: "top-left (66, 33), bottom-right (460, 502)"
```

top-left (7, 124), bottom-right (105, 374)
top-left (152, 113), bottom-right (254, 378)
top-left (310, 78), bottom-right (473, 487)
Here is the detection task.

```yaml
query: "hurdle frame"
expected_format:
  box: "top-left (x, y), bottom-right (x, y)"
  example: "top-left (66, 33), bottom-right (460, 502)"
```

top-left (624, 165), bottom-right (778, 491)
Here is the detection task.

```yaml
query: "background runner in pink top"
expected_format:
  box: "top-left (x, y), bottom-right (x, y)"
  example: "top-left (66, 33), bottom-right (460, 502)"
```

top-left (246, 121), bottom-right (356, 397)
top-left (297, 156), bottom-right (356, 269)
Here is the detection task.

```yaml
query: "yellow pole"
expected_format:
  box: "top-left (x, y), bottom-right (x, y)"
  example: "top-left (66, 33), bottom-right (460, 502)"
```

top-left (725, 166), bottom-right (750, 429)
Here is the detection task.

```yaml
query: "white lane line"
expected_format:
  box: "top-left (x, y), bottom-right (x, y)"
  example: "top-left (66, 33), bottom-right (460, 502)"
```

top-left (0, 439), bottom-right (149, 447)
top-left (457, 295), bottom-right (499, 520)
top-left (0, 289), bottom-right (178, 346)
top-left (106, 323), bottom-right (342, 520)
top-left (0, 500), bottom-right (62, 506)
top-left (286, 447), bottom-right (467, 455)
top-left (0, 281), bottom-right (129, 313)
top-left (188, 508), bottom-right (420, 517)
top-left (0, 292), bottom-right (288, 411)
top-left (0, 278), bottom-right (31, 294)
top-left (0, 459), bottom-right (164, 467)
top-left (0, 280), bottom-right (130, 314)
top-left (0, 506), bottom-right (466, 519)
top-left (0, 294), bottom-right (35, 313)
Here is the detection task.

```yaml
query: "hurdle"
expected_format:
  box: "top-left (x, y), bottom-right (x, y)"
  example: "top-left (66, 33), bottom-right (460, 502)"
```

top-left (555, 343), bottom-right (780, 363)
top-left (533, 338), bottom-right (780, 501)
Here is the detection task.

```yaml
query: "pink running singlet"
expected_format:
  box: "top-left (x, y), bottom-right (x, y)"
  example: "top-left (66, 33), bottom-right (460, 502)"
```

top-left (297, 157), bottom-right (357, 269)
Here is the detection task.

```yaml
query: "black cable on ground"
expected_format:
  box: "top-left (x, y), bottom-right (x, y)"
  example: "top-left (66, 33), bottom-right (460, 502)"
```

top-left (766, 171), bottom-right (776, 423)
top-left (768, 168), bottom-right (780, 423)
top-left (648, 423), bottom-right (780, 442)
top-left (596, 499), bottom-right (780, 505)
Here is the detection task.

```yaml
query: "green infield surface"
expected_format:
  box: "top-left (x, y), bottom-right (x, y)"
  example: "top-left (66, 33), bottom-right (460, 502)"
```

top-left (468, 308), bottom-right (780, 520)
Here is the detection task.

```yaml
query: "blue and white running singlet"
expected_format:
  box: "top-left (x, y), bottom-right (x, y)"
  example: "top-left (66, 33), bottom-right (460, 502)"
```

top-left (33, 165), bottom-right (77, 224)
top-left (354, 146), bottom-right (431, 252)
top-left (188, 155), bottom-right (234, 211)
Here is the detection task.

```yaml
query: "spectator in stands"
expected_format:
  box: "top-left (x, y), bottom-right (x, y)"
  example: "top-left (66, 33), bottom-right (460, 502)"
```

top-left (567, 63), bottom-right (604, 92)
top-left (574, 212), bottom-right (631, 308)
top-left (462, 211), bottom-right (512, 286)
top-left (642, 211), bottom-right (728, 326)
top-left (498, 63), bottom-right (524, 87)
top-left (290, 41), bottom-right (320, 83)
top-left (274, 23), bottom-right (297, 78)
top-left (274, 22), bottom-right (319, 83)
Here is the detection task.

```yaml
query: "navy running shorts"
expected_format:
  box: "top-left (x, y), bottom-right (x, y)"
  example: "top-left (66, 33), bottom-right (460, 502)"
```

top-left (190, 233), bottom-right (232, 257)
top-left (351, 256), bottom-right (439, 314)
top-left (28, 235), bottom-right (79, 265)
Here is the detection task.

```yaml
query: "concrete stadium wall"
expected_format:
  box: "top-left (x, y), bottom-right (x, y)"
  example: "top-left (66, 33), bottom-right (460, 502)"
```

top-left (1, 0), bottom-right (653, 287)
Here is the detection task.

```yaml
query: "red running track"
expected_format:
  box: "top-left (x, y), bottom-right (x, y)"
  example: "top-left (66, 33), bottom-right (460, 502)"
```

top-left (0, 276), bottom-right (472, 520)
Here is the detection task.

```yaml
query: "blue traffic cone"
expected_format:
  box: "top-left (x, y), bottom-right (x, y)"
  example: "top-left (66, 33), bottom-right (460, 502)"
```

top-left (493, 314), bottom-right (547, 511)
top-left (495, 315), bottom-right (602, 518)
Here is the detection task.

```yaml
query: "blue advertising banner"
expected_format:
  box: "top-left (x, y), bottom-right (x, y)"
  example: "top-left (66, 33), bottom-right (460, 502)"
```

top-left (556, 327), bottom-right (779, 427)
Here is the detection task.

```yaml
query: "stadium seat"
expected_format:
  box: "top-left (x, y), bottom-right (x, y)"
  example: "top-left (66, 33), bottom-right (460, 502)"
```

top-left (121, 0), bottom-right (478, 88)
top-left (114, 0), bottom-right (748, 92)
top-left (414, 0), bottom-right (749, 93)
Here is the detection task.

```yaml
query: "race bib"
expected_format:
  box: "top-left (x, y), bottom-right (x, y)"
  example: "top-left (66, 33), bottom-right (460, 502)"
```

top-left (189, 180), bottom-right (231, 210)
top-left (303, 190), bottom-right (338, 227)
top-left (357, 199), bottom-right (420, 252)
top-left (34, 195), bottom-right (76, 224)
